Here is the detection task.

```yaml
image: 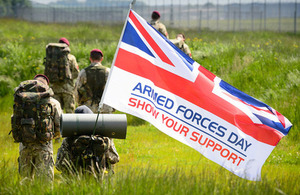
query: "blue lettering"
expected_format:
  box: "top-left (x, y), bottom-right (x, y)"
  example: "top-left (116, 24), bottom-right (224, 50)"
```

top-left (176, 105), bottom-right (186, 114)
top-left (201, 117), bottom-right (211, 129)
top-left (216, 125), bottom-right (227, 137)
top-left (157, 95), bottom-right (166, 106)
top-left (132, 82), bottom-right (143, 93)
top-left (143, 85), bottom-right (152, 97)
top-left (184, 109), bottom-right (194, 120)
top-left (192, 113), bottom-right (202, 125)
top-left (227, 132), bottom-right (238, 144)
top-left (165, 98), bottom-right (174, 109)
top-left (235, 138), bottom-right (245, 150)
top-left (244, 141), bottom-right (252, 152)
top-left (208, 121), bottom-right (218, 133)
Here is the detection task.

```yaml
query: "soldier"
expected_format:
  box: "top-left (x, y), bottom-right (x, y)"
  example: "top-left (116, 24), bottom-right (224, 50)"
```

top-left (171, 33), bottom-right (192, 58)
top-left (55, 105), bottom-right (119, 176)
top-left (11, 74), bottom-right (62, 181)
top-left (75, 48), bottom-right (113, 114)
top-left (44, 37), bottom-right (80, 114)
top-left (150, 10), bottom-right (169, 39)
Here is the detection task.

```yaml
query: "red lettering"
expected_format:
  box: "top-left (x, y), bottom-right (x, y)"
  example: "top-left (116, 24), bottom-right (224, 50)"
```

top-left (190, 131), bottom-right (199, 141)
top-left (172, 121), bottom-right (182, 132)
top-left (198, 135), bottom-right (208, 146)
top-left (136, 100), bottom-right (146, 110)
top-left (237, 157), bottom-right (245, 166)
top-left (228, 153), bottom-right (238, 164)
top-left (180, 126), bottom-right (189, 137)
top-left (212, 143), bottom-right (222, 152)
top-left (220, 149), bottom-right (230, 158)
top-left (206, 139), bottom-right (215, 148)
top-left (128, 97), bottom-right (137, 107)
top-left (166, 118), bottom-right (174, 128)
top-left (145, 104), bottom-right (152, 113)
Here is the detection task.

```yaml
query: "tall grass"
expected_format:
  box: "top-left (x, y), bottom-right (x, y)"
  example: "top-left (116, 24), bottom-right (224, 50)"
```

top-left (0, 18), bottom-right (299, 194)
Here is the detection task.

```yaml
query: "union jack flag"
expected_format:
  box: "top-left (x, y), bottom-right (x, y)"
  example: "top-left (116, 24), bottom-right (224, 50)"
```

top-left (102, 9), bottom-right (292, 180)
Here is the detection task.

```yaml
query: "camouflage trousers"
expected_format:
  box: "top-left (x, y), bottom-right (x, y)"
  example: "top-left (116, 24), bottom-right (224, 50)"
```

top-left (53, 93), bottom-right (75, 113)
top-left (19, 141), bottom-right (54, 181)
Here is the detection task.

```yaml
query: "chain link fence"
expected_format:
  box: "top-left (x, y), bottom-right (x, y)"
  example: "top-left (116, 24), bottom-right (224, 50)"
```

top-left (1, 0), bottom-right (299, 33)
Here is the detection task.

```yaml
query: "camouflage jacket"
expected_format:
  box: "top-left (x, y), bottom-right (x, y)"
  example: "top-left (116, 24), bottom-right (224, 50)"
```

top-left (50, 53), bottom-right (80, 95)
top-left (150, 19), bottom-right (169, 39)
top-left (75, 62), bottom-right (114, 113)
top-left (55, 135), bottom-right (119, 173)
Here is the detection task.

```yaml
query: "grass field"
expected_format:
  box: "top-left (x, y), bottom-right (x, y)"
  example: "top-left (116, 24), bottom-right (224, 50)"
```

top-left (0, 18), bottom-right (299, 194)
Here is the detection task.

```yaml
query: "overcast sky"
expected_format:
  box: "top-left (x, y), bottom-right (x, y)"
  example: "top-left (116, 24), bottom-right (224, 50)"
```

top-left (30, 0), bottom-right (297, 5)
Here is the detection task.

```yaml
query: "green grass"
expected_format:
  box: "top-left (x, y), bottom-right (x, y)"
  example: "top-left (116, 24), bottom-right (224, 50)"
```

top-left (0, 18), bottom-right (299, 194)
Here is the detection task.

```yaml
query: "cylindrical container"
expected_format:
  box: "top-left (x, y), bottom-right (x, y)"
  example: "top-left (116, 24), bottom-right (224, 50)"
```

top-left (61, 114), bottom-right (127, 139)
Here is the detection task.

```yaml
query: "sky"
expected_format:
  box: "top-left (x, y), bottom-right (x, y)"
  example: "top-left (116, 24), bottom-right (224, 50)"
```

top-left (30, 0), bottom-right (297, 5)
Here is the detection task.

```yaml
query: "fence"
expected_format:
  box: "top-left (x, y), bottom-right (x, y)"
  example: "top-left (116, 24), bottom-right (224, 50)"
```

top-left (1, 0), bottom-right (299, 33)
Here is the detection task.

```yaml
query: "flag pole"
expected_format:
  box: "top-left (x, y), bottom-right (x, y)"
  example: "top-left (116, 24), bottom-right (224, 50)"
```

top-left (130, 0), bottom-right (136, 9)
top-left (98, 0), bottom-right (135, 111)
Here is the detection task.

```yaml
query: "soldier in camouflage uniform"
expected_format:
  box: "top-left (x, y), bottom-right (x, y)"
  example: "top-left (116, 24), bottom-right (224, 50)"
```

top-left (16, 75), bottom-right (62, 181)
top-left (75, 48), bottom-right (113, 113)
top-left (171, 33), bottom-right (192, 58)
top-left (55, 105), bottom-right (119, 175)
top-left (49, 37), bottom-right (80, 114)
top-left (150, 11), bottom-right (169, 39)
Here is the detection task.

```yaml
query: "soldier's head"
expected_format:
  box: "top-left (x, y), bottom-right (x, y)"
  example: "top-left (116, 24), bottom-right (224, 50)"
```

top-left (151, 11), bottom-right (160, 20)
top-left (75, 105), bottom-right (93, 114)
top-left (59, 37), bottom-right (70, 46)
top-left (34, 74), bottom-right (49, 85)
top-left (90, 49), bottom-right (103, 63)
top-left (176, 33), bottom-right (185, 41)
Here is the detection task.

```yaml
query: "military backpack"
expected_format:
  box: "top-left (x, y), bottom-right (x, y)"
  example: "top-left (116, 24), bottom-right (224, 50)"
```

top-left (44, 43), bottom-right (72, 83)
top-left (11, 80), bottom-right (55, 143)
top-left (84, 65), bottom-right (106, 105)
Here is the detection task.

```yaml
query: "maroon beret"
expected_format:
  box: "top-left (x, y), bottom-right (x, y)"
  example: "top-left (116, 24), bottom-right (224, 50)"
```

top-left (34, 74), bottom-right (49, 85)
top-left (152, 11), bottom-right (160, 17)
top-left (90, 49), bottom-right (103, 57)
top-left (59, 37), bottom-right (70, 46)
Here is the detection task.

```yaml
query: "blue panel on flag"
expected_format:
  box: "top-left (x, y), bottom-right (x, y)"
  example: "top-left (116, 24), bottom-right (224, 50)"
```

top-left (219, 80), bottom-right (269, 109)
top-left (165, 38), bottom-right (195, 71)
top-left (253, 114), bottom-right (288, 135)
top-left (122, 22), bottom-right (155, 57)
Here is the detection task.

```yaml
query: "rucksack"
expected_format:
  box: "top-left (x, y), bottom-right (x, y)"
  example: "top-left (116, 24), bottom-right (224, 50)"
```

top-left (44, 43), bottom-right (72, 83)
top-left (70, 135), bottom-right (108, 171)
top-left (11, 80), bottom-right (55, 143)
top-left (84, 65), bottom-right (106, 105)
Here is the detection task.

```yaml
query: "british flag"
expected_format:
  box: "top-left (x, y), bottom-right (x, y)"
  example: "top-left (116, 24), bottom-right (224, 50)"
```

top-left (102, 9), bottom-right (292, 180)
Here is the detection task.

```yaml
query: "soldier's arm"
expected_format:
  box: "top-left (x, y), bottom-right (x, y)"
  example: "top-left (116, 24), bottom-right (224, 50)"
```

top-left (52, 98), bottom-right (62, 139)
top-left (68, 54), bottom-right (80, 80)
top-left (105, 138), bottom-right (120, 164)
top-left (75, 69), bottom-right (86, 103)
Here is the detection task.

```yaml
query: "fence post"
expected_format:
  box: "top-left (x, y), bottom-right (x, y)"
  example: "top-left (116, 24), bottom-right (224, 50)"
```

top-left (199, 10), bottom-right (202, 33)
top-left (279, 0), bottom-right (281, 32)
top-left (233, 11), bottom-right (236, 31)
top-left (264, 0), bottom-right (266, 31)
top-left (294, 0), bottom-right (297, 34)
top-left (170, 0), bottom-right (174, 26)
top-left (217, 0), bottom-right (219, 30)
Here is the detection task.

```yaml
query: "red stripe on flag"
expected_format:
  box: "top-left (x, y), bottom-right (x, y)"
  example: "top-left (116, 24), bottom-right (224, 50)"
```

top-left (129, 11), bottom-right (174, 66)
top-left (276, 110), bottom-right (286, 128)
top-left (114, 48), bottom-right (283, 146)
